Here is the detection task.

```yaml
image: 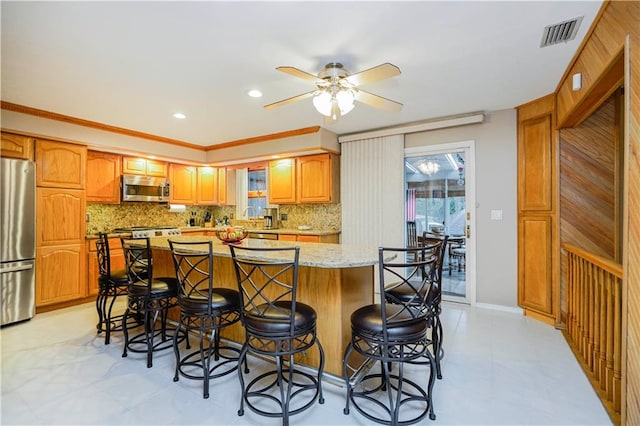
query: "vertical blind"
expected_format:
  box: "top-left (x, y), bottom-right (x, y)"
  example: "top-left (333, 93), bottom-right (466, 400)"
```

top-left (340, 134), bottom-right (405, 248)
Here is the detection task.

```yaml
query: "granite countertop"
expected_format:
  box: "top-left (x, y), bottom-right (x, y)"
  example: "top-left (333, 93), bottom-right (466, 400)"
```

top-left (87, 227), bottom-right (341, 240)
top-left (147, 235), bottom-right (377, 268)
top-left (181, 226), bottom-right (341, 236)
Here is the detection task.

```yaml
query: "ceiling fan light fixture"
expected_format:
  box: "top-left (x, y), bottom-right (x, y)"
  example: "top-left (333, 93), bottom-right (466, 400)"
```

top-left (336, 89), bottom-right (355, 115)
top-left (312, 90), bottom-right (332, 116)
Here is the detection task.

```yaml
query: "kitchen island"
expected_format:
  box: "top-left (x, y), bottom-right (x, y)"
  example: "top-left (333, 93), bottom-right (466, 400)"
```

top-left (147, 235), bottom-right (378, 376)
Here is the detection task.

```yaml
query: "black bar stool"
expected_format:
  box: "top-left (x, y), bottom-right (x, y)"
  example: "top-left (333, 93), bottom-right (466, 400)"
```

top-left (386, 235), bottom-right (448, 379)
top-left (343, 246), bottom-right (438, 425)
top-left (120, 236), bottom-right (187, 368)
top-left (95, 232), bottom-right (140, 344)
top-left (169, 239), bottom-right (242, 399)
top-left (229, 245), bottom-right (324, 426)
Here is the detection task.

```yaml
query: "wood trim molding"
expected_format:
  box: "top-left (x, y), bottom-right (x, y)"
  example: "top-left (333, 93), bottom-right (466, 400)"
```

top-left (1, 101), bottom-right (204, 151)
top-left (1, 101), bottom-right (322, 153)
top-left (205, 126), bottom-right (321, 150)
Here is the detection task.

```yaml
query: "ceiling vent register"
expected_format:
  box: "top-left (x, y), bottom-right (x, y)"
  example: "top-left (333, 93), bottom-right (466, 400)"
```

top-left (540, 16), bottom-right (583, 48)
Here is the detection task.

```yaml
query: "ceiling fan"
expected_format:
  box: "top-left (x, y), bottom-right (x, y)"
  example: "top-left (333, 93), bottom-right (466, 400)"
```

top-left (264, 62), bottom-right (402, 122)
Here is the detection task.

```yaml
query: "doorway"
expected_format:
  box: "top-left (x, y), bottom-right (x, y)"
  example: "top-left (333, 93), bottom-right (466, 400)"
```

top-left (405, 141), bottom-right (476, 304)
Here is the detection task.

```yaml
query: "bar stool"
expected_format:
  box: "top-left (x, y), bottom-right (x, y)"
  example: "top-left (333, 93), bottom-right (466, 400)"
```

top-left (95, 232), bottom-right (131, 344)
top-left (343, 246), bottom-right (438, 425)
top-left (120, 236), bottom-right (186, 368)
top-left (169, 240), bottom-right (242, 399)
top-left (385, 235), bottom-right (448, 379)
top-left (229, 245), bottom-right (324, 426)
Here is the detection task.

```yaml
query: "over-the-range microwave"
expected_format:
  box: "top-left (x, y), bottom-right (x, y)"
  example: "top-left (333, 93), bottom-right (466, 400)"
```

top-left (122, 175), bottom-right (170, 202)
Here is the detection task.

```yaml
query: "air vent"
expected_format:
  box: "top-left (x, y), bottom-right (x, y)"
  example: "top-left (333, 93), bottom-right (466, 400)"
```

top-left (540, 16), bottom-right (583, 48)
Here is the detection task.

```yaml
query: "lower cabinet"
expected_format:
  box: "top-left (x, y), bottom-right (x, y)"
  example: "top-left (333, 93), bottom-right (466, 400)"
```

top-left (86, 237), bottom-right (125, 296)
top-left (278, 234), bottom-right (339, 243)
top-left (36, 244), bottom-right (86, 306)
top-left (517, 215), bottom-right (554, 317)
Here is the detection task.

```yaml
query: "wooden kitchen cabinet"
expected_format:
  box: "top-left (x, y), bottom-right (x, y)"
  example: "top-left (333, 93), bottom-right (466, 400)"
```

top-left (278, 233), bottom-right (339, 243)
top-left (297, 153), bottom-right (340, 203)
top-left (196, 166), bottom-right (219, 205)
top-left (87, 151), bottom-right (121, 203)
top-left (268, 158), bottom-right (296, 204)
top-left (122, 156), bottom-right (168, 177)
top-left (268, 154), bottom-right (340, 204)
top-left (516, 94), bottom-right (558, 324)
top-left (218, 168), bottom-right (237, 205)
top-left (35, 140), bottom-right (86, 189)
top-left (36, 243), bottom-right (86, 306)
top-left (87, 237), bottom-right (125, 296)
top-left (36, 187), bottom-right (86, 246)
top-left (170, 164), bottom-right (197, 204)
top-left (1, 131), bottom-right (34, 160)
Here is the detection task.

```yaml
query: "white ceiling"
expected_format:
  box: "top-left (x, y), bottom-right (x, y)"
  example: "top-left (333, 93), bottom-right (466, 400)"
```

top-left (1, 1), bottom-right (602, 147)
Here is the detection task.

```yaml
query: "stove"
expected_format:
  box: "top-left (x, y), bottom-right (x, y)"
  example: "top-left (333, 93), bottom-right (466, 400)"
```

top-left (112, 227), bottom-right (182, 238)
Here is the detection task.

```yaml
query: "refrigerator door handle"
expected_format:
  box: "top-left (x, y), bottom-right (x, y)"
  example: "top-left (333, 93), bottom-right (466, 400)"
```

top-left (0, 263), bottom-right (34, 273)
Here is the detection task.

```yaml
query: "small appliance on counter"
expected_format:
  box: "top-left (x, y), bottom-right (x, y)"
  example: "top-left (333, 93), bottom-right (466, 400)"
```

top-left (262, 208), bottom-right (279, 229)
top-left (1, 158), bottom-right (36, 326)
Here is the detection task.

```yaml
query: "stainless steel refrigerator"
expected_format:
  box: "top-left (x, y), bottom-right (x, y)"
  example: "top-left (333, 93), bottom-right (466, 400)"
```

top-left (1, 158), bottom-right (36, 326)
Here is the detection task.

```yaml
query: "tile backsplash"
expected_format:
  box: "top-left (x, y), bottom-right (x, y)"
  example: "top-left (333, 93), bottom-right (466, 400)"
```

top-left (86, 203), bottom-right (341, 235)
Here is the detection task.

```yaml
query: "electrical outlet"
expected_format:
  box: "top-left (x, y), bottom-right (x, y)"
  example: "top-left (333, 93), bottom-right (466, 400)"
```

top-left (281, 213), bottom-right (288, 221)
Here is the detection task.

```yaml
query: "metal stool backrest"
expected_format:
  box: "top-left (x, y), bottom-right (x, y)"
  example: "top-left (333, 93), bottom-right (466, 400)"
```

top-left (169, 240), bottom-right (215, 312)
top-left (96, 232), bottom-right (112, 279)
top-left (120, 237), bottom-right (152, 288)
top-left (380, 246), bottom-right (438, 337)
top-left (421, 234), bottom-right (449, 289)
top-left (229, 245), bottom-right (300, 336)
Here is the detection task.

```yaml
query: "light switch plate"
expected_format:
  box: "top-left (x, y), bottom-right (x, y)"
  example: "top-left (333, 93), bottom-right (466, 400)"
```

top-left (490, 210), bottom-right (503, 220)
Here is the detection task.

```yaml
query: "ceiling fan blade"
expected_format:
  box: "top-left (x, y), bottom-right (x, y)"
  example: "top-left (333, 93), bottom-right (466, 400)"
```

top-left (343, 63), bottom-right (401, 87)
top-left (355, 90), bottom-right (403, 112)
top-left (264, 91), bottom-right (315, 110)
top-left (276, 66), bottom-right (321, 82)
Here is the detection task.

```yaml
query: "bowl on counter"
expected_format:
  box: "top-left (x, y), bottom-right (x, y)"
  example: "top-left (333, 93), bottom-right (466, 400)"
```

top-left (215, 227), bottom-right (249, 244)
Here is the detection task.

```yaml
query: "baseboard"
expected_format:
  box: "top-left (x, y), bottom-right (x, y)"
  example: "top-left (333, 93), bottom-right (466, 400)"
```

top-left (474, 302), bottom-right (524, 315)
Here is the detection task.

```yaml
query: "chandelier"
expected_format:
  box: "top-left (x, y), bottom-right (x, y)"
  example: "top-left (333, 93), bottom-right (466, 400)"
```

top-left (417, 160), bottom-right (440, 176)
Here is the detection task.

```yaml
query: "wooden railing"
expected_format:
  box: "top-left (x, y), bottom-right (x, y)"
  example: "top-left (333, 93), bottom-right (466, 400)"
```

top-left (563, 243), bottom-right (623, 422)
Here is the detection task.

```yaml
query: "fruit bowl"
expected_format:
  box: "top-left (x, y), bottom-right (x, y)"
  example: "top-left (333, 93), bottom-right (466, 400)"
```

top-left (215, 227), bottom-right (249, 244)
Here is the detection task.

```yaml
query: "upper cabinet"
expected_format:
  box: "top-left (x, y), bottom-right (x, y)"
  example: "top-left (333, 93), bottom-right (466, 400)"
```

top-left (86, 151), bottom-right (121, 204)
top-left (268, 153), bottom-right (340, 204)
top-left (268, 159), bottom-right (297, 204)
top-left (122, 156), bottom-right (168, 177)
top-left (1, 132), bottom-right (34, 160)
top-left (196, 166), bottom-right (219, 205)
top-left (297, 154), bottom-right (340, 203)
top-left (35, 140), bottom-right (86, 189)
top-left (169, 164), bottom-right (197, 204)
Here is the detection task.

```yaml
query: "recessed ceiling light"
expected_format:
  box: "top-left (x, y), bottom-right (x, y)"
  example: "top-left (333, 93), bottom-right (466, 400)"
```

top-left (173, 112), bottom-right (186, 119)
top-left (248, 89), bottom-right (263, 98)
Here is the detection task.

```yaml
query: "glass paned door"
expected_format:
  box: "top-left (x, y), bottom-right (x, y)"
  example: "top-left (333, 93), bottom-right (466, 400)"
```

top-left (405, 144), bottom-right (474, 304)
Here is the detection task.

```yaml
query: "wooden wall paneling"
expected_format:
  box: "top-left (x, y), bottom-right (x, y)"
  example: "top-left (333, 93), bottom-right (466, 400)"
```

top-left (559, 95), bottom-right (618, 260)
top-left (553, 2), bottom-right (639, 423)
top-left (624, 19), bottom-right (640, 425)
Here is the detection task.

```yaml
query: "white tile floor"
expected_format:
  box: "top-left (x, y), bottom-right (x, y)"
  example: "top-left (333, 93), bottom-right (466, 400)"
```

top-left (1, 301), bottom-right (612, 425)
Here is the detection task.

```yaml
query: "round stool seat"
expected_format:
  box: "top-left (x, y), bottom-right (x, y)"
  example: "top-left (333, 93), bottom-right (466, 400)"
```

top-left (351, 304), bottom-right (427, 341)
top-left (245, 301), bottom-right (317, 336)
top-left (129, 278), bottom-right (178, 297)
top-left (179, 288), bottom-right (240, 315)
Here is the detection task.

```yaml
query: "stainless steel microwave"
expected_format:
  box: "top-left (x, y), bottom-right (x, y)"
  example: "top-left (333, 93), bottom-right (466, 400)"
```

top-left (122, 175), bottom-right (170, 202)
